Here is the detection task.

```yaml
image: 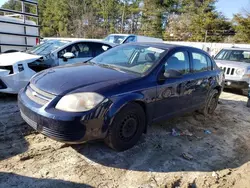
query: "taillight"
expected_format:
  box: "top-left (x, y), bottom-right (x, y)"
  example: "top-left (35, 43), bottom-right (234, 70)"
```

top-left (36, 38), bottom-right (40, 45)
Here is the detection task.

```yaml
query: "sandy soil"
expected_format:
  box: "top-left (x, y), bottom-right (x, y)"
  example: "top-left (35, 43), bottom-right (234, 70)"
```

top-left (1, 91), bottom-right (250, 188)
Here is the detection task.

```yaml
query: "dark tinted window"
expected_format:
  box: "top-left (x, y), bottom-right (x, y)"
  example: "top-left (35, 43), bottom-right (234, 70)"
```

top-left (165, 51), bottom-right (190, 74)
top-left (192, 52), bottom-right (209, 72)
top-left (92, 43), bottom-right (111, 56)
top-left (77, 43), bottom-right (93, 58)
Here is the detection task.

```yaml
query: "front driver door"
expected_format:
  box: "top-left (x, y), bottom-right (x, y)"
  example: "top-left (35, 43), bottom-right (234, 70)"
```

top-left (58, 42), bottom-right (94, 65)
top-left (154, 50), bottom-right (195, 121)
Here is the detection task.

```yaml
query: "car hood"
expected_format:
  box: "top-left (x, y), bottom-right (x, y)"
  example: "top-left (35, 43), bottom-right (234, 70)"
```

top-left (0, 52), bottom-right (42, 66)
top-left (30, 63), bottom-right (139, 95)
top-left (215, 60), bottom-right (250, 69)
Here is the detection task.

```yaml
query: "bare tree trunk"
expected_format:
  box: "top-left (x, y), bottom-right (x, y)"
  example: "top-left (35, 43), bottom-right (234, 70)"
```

top-left (121, 2), bottom-right (126, 33)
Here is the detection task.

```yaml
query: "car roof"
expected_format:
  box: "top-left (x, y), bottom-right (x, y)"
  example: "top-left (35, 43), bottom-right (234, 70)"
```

top-left (222, 47), bottom-right (250, 51)
top-left (43, 38), bottom-right (116, 47)
top-left (124, 42), bottom-right (205, 51)
top-left (108, 34), bottom-right (131, 37)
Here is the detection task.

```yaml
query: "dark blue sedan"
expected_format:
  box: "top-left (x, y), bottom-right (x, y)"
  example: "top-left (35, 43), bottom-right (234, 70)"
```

top-left (18, 43), bottom-right (224, 151)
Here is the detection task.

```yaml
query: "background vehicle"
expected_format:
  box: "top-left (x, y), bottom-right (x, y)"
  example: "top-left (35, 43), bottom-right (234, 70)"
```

top-left (0, 0), bottom-right (39, 53)
top-left (18, 43), bottom-right (223, 151)
top-left (104, 34), bottom-right (163, 44)
top-left (215, 48), bottom-right (250, 95)
top-left (0, 39), bottom-right (115, 94)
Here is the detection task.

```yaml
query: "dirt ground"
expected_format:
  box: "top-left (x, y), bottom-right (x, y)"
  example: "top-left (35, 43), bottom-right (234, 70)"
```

top-left (1, 91), bottom-right (250, 188)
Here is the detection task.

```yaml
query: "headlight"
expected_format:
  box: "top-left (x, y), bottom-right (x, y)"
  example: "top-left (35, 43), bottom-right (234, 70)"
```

top-left (55, 92), bottom-right (104, 112)
top-left (236, 68), bottom-right (244, 75)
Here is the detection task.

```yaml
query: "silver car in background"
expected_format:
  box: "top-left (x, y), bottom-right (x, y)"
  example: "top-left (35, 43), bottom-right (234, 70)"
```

top-left (215, 48), bottom-right (250, 95)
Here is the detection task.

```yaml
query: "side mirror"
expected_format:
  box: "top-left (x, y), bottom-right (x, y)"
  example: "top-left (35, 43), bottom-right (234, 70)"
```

top-left (62, 52), bottom-right (75, 61)
top-left (164, 69), bottom-right (183, 78)
top-left (158, 69), bottom-right (182, 82)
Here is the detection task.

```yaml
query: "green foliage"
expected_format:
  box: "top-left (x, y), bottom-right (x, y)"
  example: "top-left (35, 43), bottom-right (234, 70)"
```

top-left (164, 0), bottom-right (232, 42)
top-left (233, 14), bottom-right (250, 43)
top-left (0, 0), bottom-right (249, 43)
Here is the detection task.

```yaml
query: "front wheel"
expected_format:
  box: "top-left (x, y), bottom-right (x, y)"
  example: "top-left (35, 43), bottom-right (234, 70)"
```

top-left (104, 103), bottom-right (145, 151)
top-left (201, 89), bottom-right (219, 116)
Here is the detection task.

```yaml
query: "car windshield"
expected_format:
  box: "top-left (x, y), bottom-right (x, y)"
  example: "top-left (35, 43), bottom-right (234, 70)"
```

top-left (27, 40), bottom-right (70, 55)
top-left (104, 35), bottom-right (127, 44)
top-left (215, 49), bottom-right (250, 63)
top-left (90, 44), bottom-right (166, 74)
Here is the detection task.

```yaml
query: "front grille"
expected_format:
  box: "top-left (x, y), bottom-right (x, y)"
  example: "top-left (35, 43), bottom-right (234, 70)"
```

top-left (25, 84), bottom-right (56, 105)
top-left (0, 66), bottom-right (14, 74)
top-left (41, 126), bottom-right (85, 141)
top-left (221, 67), bottom-right (236, 76)
top-left (20, 110), bottom-right (38, 130)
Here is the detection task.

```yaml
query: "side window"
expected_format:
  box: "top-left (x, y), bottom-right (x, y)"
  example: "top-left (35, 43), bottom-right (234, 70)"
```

top-left (58, 44), bottom-right (75, 58)
top-left (76, 43), bottom-right (93, 58)
top-left (192, 52), bottom-right (209, 72)
top-left (58, 43), bottom-right (93, 59)
top-left (92, 43), bottom-right (111, 56)
top-left (165, 51), bottom-right (190, 74)
top-left (124, 36), bottom-right (136, 43)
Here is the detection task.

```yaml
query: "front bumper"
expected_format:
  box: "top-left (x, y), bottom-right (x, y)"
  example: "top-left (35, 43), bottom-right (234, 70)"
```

top-left (0, 73), bottom-right (30, 94)
top-left (18, 87), bottom-right (113, 143)
top-left (224, 80), bottom-right (249, 89)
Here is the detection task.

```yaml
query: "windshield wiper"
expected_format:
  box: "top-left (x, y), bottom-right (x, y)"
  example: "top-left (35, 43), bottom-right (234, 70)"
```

top-left (98, 64), bottom-right (127, 73)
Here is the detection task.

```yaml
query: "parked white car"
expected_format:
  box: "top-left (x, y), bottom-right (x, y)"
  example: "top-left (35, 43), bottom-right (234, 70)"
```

top-left (0, 39), bottom-right (115, 94)
top-left (104, 34), bottom-right (163, 44)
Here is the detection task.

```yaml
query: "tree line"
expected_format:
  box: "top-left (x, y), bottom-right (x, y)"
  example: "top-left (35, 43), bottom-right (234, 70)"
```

top-left (1, 0), bottom-right (250, 43)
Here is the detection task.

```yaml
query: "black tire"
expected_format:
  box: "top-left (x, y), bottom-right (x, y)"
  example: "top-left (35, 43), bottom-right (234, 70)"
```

top-left (200, 89), bottom-right (219, 116)
top-left (247, 99), bottom-right (250, 108)
top-left (104, 103), bottom-right (145, 151)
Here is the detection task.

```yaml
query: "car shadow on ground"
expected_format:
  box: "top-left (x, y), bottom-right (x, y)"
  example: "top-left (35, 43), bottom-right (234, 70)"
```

top-left (73, 97), bottom-right (250, 173)
top-left (0, 172), bottom-right (92, 188)
top-left (0, 94), bottom-right (34, 160)
top-left (224, 88), bottom-right (245, 96)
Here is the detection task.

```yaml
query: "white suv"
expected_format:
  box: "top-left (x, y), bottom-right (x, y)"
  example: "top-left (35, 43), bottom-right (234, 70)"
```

top-left (215, 48), bottom-right (250, 95)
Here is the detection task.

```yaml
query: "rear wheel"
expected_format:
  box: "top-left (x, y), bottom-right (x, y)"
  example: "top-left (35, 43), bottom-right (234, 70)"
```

top-left (201, 89), bottom-right (219, 116)
top-left (104, 103), bottom-right (145, 151)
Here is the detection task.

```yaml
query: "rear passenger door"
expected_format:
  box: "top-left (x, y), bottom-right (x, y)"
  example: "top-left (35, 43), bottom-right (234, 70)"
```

top-left (190, 50), bottom-right (214, 107)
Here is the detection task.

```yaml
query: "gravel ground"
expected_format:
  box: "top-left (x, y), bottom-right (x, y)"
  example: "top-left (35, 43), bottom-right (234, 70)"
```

top-left (0, 91), bottom-right (250, 188)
